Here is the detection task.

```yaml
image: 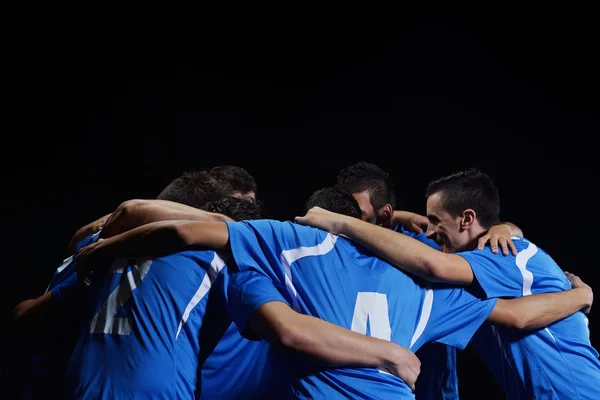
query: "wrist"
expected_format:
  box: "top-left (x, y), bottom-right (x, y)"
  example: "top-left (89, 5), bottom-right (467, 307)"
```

top-left (582, 287), bottom-right (593, 309)
top-left (337, 216), bottom-right (353, 236)
top-left (572, 287), bottom-right (592, 309)
top-left (380, 341), bottom-right (401, 371)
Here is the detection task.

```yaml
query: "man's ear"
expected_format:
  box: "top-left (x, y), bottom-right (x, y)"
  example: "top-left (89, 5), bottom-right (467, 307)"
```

top-left (378, 203), bottom-right (394, 227)
top-left (461, 209), bottom-right (476, 230)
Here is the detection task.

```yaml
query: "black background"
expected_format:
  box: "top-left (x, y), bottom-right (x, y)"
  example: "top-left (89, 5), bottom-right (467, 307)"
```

top-left (3, 3), bottom-right (599, 398)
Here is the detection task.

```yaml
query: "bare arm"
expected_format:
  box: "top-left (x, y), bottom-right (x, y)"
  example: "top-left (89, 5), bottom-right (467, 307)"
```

top-left (248, 301), bottom-right (421, 390)
top-left (68, 213), bottom-right (112, 252)
top-left (296, 207), bottom-right (474, 284)
top-left (13, 291), bottom-right (54, 322)
top-left (390, 211), bottom-right (428, 233)
top-left (101, 199), bottom-right (233, 239)
top-left (77, 220), bottom-right (230, 280)
top-left (487, 286), bottom-right (592, 330)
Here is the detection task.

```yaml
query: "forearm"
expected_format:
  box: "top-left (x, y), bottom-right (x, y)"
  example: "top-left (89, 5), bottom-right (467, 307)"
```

top-left (489, 288), bottom-right (591, 330)
top-left (91, 220), bottom-right (229, 262)
top-left (69, 213), bottom-right (112, 251)
top-left (102, 199), bottom-right (233, 238)
top-left (250, 302), bottom-right (402, 371)
top-left (340, 217), bottom-right (472, 283)
top-left (391, 211), bottom-right (414, 228)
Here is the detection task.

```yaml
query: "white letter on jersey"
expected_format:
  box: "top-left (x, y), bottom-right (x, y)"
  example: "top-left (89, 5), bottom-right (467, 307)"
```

top-left (89, 258), bottom-right (152, 335)
top-left (351, 292), bottom-right (392, 341)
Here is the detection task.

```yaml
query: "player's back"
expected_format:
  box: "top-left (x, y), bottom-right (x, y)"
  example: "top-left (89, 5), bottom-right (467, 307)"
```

top-left (460, 237), bottom-right (600, 399)
top-left (65, 249), bottom-right (292, 400)
top-left (226, 220), bottom-right (497, 400)
top-left (65, 250), bottom-right (214, 399)
top-left (291, 237), bottom-right (427, 398)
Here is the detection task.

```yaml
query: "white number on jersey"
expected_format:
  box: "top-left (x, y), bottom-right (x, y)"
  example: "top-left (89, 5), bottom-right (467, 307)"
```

top-left (351, 292), bottom-right (393, 375)
top-left (89, 258), bottom-right (152, 335)
top-left (351, 292), bottom-right (392, 340)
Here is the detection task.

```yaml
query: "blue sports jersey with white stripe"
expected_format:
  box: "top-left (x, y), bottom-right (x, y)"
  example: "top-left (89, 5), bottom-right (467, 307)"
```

top-left (225, 220), bottom-right (497, 399)
top-left (21, 232), bottom-right (103, 399)
top-left (65, 250), bottom-right (292, 399)
top-left (47, 230), bottom-right (102, 301)
top-left (399, 226), bottom-right (459, 400)
top-left (459, 237), bottom-right (600, 399)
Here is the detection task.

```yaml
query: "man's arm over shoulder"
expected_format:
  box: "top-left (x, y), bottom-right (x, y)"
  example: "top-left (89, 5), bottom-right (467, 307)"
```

top-left (296, 207), bottom-right (475, 284)
top-left (228, 269), bottom-right (421, 390)
top-left (487, 272), bottom-right (593, 330)
top-left (101, 199), bottom-right (233, 238)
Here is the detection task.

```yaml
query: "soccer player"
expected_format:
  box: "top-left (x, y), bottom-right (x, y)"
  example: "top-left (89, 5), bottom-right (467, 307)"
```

top-left (11, 166), bottom-right (261, 399)
top-left (67, 194), bottom-right (421, 399)
top-left (296, 168), bottom-right (600, 399)
top-left (334, 161), bottom-right (523, 399)
top-left (75, 186), bottom-right (593, 399)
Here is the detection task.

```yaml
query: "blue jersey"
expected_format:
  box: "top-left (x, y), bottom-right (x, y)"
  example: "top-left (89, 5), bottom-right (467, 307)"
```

top-left (459, 237), bottom-right (600, 399)
top-left (469, 324), bottom-right (530, 399)
top-left (21, 232), bottom-right (102, 400)
top-left (65, 250), bottom-right (292, 400)
top-left (225, 220), bottom-right (497, 399)
top-left (46, 230), bottom-right (102, 302)
top-left (399, 226), bottom-right (459, 400)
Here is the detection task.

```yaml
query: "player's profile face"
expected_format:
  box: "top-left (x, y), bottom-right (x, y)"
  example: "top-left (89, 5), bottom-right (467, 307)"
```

top-left (351, 190), bottom-right (377, 224)
top-left (426, 192), bottom-right (465, 253)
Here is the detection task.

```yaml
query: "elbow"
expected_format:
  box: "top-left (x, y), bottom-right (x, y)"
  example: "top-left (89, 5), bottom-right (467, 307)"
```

top-left (507, 312), bottom-right (529, 330)
top-left (174, 222), bottom-right (202, 247)
top-left (118, 199), bottom-right (147, 217)
top-left (277, 325), bottom-right (312, 352)
top-left (422, 257), bottom-right (453, 283)
top-left (503, 309), bottom-right (530, 330)
top-left (103, 199), bottom-right (147, 237)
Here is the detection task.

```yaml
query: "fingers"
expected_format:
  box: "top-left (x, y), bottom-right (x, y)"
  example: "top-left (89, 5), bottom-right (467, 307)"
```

top-left (490, 237), bottom-right (499, 254)
top-left (507, 239), bottom-right (517, 256)
top-left (294, 216), bottom-right (306, 225)
top-left (564, 271), bottom-right (575, 283)
top-left (477, 235), bottom-right (489, 251)
top-left (497, 237), bottom-right (509, 256)
top-left (411, 223), bottom-right (423, 234)
top-left (478, 235), bottom-right (517, 256)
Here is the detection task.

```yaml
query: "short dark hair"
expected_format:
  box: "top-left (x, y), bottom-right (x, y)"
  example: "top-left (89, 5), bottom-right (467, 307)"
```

top-left (425, 168), bottom-right (500, 228)
top-left (335, 161), bottom-right (396, 211)
top-left (157, 170), bottom-right (226, 209)
top-left (304, 187), bottom-right (362, 219)
top-left (203, 196), bottom-right (267, 221)
top-left (209, 165), bottom-right (257, 196)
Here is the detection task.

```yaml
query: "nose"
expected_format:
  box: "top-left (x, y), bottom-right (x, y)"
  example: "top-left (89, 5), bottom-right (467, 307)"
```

top-left (425, 224), bottom-right (436, 239)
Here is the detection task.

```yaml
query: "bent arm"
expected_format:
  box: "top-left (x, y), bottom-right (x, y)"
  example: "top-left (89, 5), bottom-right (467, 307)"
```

top-left (487, 288), bottom-right (592, 330)
top-left (102, 199), bottom-right (233, 239)
top-left (68, 213), bottom-right (112, 251)
top-left (339, 216), bottom-right (474, 284)
top-left (12, 292), bottom-right (57, 330)
top-left (248, 301), bottom-right (420, 387)
top-left (82, 220), bottom-right (230, 269)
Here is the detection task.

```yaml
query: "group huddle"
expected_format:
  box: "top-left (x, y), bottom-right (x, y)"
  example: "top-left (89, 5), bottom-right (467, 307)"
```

top-left (14, 162), bottom-right (599, 399)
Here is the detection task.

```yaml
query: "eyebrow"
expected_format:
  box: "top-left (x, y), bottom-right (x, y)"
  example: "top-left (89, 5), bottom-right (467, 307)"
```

top-left (427, 214), bottom-right (440, 223)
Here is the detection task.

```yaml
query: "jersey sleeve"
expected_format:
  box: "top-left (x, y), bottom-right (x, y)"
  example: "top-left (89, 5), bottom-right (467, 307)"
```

top-left (51, 272), bottom-right (81, 304)
top-left (225, 220), bottom-right (330, 305)
top-left (413, 285), bottom-right (497, 351)
top-left (457, 249), bottom-right (523, 299)
top-left (227, 269), bottom-right (290, 339)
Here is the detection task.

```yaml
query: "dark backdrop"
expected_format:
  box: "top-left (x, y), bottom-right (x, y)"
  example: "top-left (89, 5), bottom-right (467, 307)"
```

top-left (3, 3), bottom-right (598, 398)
